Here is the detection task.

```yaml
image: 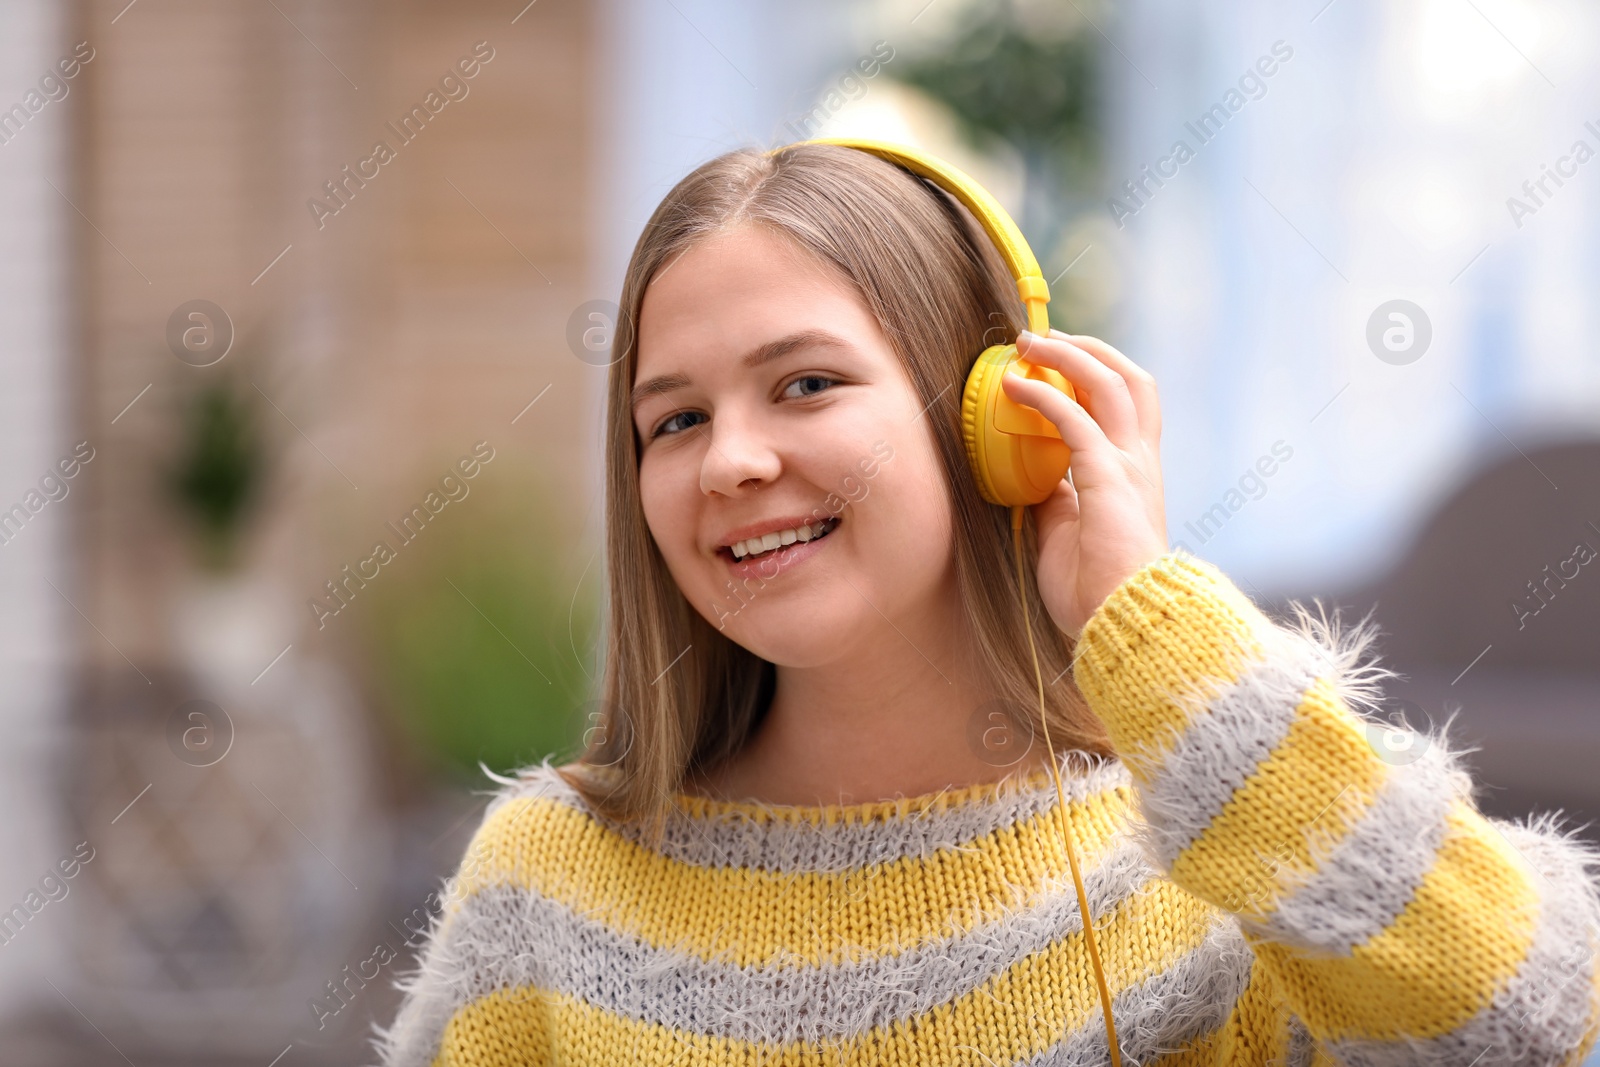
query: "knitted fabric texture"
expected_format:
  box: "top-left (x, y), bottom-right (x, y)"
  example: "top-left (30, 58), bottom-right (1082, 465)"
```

top-left (375, 553), bottom-right (1600, 1066)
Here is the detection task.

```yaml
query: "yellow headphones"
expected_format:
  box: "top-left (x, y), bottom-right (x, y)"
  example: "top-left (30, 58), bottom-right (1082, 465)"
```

top-left (775, 138), bottom-right (1122, 1065)
top-left (789, 137), bottom-right (1077, 506)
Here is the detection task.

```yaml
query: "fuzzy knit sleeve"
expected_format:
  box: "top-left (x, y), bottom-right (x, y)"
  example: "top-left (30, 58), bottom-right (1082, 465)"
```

top-left (370, 776), bottom-right (560, 1067)
top-left (1071, 552), bottom-right (1600, 1066)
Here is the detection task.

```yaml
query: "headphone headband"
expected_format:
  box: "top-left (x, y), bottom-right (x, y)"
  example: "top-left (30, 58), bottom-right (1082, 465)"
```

top-left (774, 138), bottom-right (1051, 336)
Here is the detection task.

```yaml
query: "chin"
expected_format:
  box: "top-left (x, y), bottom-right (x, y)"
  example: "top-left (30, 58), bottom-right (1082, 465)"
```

top-left (704, 588), bottom-right (866, 665)
top-left (731, 617), bottom-right (863, 667)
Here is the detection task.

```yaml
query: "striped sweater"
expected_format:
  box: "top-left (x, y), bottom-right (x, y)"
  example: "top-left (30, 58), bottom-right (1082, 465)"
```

top-left (375, 554), bottom-right (1600, 1066)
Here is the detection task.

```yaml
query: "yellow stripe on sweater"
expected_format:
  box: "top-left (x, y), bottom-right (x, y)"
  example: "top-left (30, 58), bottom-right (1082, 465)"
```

top-left (1252, 801), bottom-right (1541, 1040)
top-left (450, 786), bottom-right (1134, 967)
top-left (431, 878), bottom-right (1221, 1067)
top-left (1210, 961), bottom-right (1299, 1065)
top-left (1168, 678), bottom-right (1387, 918)
top-left (1071, 555), bottom-right (1273, 775)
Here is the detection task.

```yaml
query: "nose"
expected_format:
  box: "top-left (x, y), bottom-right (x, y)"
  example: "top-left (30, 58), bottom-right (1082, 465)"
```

top-left (699, 409), bottom-right (782, 497)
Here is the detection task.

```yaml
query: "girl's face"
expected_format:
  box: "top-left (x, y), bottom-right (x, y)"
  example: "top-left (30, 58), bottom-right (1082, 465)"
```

top-left (633, 224), bottom-right (961, 667)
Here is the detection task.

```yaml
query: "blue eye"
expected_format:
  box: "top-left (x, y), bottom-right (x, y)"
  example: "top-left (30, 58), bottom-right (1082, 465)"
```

top-left (784, 375), bottom-right (838, 398)
top-left (651, 410), bottom-right (706, 438)
top-left (648, 376), bottom-right (839, 440)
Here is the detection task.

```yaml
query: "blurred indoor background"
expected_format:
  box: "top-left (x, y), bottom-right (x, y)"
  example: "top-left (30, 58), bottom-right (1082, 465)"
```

top-left (0, 0), bottom-right (1595, 1062)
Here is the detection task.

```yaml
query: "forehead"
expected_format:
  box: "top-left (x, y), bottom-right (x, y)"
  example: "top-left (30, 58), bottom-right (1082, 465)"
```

top-left (635, 227), bottom-right (870, 366)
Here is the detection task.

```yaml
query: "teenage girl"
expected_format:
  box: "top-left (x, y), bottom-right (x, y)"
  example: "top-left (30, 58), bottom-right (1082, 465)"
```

top-left (377, 141), bottom-right (1600, 1066)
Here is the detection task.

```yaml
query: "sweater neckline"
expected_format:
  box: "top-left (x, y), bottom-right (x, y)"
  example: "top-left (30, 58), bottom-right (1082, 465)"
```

top-left (668, 752), bottom-right (1104, 827)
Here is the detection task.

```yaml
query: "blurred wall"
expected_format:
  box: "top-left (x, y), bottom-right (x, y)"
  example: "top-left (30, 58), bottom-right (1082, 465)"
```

top-left (0, 0), bottom-right (73, 1010)
top-left (75, 0), bottom-right (599, 674)
top-left (7, 0), bottom-right (603, 1053)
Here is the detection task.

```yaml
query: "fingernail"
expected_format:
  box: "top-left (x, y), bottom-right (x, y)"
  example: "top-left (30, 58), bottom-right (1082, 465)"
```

top-left (1018, 330), bottom-right (1036, 343)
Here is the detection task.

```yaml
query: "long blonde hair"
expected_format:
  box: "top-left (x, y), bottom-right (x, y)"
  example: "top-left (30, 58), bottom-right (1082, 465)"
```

top-left (561, 141), bottom-right (1111, 831)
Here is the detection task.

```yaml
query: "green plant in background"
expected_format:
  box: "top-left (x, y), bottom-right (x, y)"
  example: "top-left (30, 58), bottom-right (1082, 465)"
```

top-left (894, 0), bottom-right (1108, 330)
top-left (361, 476), bottom-right (596, 781)
top-left (166, 374), bottom-right (266, 572)
top-left (896, 2), bottom-right (1099, 190)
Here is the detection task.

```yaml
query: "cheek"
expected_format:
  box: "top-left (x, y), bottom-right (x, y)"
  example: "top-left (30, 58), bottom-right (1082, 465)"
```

top-left (844, 432), bottom-right (955, 570)
top-left (638, 458), bottom-right (704, 576)
top-left (876, 490), bottom-right (953, 566)
top-left (638, 469), bottom-right (681, 546)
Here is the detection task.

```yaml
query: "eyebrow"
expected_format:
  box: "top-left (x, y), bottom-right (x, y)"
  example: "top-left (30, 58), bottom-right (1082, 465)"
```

top-left (630, 329), bottom-right (853, 414)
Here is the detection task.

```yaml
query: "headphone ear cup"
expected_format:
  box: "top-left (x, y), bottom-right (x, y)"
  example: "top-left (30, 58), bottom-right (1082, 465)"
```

top-left (960, 348), bottom-right (1004, 504)
top-left (961, 344), bottom-right (1072, 507)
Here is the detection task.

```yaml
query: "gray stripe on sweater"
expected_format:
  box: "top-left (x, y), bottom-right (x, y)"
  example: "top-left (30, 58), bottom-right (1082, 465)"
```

top-left (1240, 744), bottom-right (1455, 954)
top-left (1320, 819), bottom-right (1600, 1067)
top-left (371, 908), bottom-right (472, 1067)
top-left (372, 836), bottom-right (1162, 1060)
top-left (1285, 1017), bottom-right (1318, 1067)
top-left (1029, 917), bottom-right (1253, 1066)
top-left (494, 755), bottom-right (1134, 874)
top-left (1134, 633), bottom-right (1325, 870)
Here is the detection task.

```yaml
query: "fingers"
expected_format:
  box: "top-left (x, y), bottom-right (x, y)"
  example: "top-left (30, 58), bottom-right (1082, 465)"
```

top-left (1016, 332), bottom-right (1140, 449)
top-left (1050, 331), bottom-right (1161, 444)
top-left (1038, 466), bottom-right (1081, 525)
top-left (999, 370), bottom-right (1108, 458)
top-left (1001, 373), bottom-right (1136, 497)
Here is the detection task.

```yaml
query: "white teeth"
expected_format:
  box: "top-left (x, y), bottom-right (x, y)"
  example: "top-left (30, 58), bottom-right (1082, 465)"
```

top-left (729, 518), bottom-right (835, 560)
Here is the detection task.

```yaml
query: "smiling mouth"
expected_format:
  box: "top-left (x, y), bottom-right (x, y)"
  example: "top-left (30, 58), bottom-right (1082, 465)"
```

top-left (719, 516), bottom-right (841, 563)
